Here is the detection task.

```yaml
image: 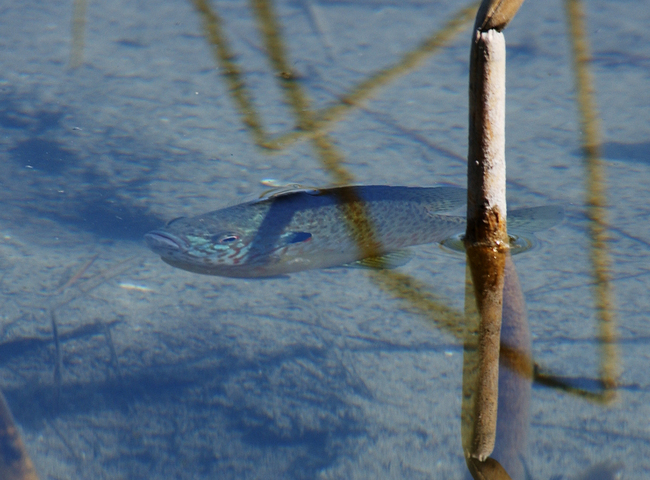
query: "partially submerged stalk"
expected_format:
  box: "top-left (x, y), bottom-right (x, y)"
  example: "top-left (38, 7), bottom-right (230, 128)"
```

top-left (462, 0), bottom-right (524, 467)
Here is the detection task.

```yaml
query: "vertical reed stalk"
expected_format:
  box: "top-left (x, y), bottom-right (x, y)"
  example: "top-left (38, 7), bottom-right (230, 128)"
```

top-left (463, 0), bottom-right (524, 465)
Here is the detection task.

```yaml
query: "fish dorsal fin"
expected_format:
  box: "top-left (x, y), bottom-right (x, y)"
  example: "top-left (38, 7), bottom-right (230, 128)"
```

top-left (256, 184), bottom-right (322, 202)
top-left (259, 184), bottom-right (313, 198)
top-left (222, 184), bottom-right (321, 208)
top-left (341, 250), bottom-right (413, 270)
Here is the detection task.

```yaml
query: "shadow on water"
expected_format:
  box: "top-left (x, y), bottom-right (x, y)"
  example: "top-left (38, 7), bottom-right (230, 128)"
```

top-left (573, 141), bottom-right (650, 165)
top-left (601, 141), bottom-right (650, 165)
top-left (1, 90), bottom-right (165, 241)
top-left (2, 333), bottom-right (364, 478)
top-left (11, 138), bottom-right (75, 175)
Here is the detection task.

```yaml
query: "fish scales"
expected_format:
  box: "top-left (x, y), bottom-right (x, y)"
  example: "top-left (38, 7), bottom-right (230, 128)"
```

top-left (145, 185), bottom-right (467, 277)
top-left (145, 185), bottom-right (562, 277)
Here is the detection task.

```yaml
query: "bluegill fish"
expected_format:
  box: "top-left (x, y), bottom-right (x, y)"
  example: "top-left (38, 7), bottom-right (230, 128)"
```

top-left (145, 186), bottom-right (562, 278)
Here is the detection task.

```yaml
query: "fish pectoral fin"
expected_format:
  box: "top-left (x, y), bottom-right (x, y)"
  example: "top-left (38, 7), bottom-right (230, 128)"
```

top-left (283, 231), bottom-right (312, 244)
top-left (342, 250), bottom-right (413, 270)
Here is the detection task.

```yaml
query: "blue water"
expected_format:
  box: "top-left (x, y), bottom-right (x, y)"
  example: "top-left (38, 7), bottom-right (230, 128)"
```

top-left (0, 0), bottom-right (648, 478)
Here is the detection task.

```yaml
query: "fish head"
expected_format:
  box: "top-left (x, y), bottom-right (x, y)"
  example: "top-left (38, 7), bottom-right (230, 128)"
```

top-left (144, 212), bottom-right (261, 277)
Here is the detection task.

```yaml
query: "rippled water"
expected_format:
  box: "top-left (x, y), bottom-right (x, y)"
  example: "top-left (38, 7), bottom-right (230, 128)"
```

top-left (0, 0), bottom-right (648, 478)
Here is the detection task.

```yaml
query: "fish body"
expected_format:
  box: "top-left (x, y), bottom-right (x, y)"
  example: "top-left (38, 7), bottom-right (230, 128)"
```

top-left (145, 185), bottom-right (563, 278)
top-left (145, 185), bottom-right (467, 277)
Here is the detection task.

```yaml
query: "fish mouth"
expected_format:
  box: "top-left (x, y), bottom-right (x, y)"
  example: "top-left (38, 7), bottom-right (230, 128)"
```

top-left (144, 231), bottom-right (187, 254)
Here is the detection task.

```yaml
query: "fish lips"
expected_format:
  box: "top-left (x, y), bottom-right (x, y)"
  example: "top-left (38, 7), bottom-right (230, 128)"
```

top-left (144, 230), bottom-right (188, 255)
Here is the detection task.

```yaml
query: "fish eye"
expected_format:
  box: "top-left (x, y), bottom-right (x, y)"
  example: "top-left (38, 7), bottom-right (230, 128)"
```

top-left (166, 216), bottom-right (186, 226)
top-left (213, 233), bottom-right (239, 244)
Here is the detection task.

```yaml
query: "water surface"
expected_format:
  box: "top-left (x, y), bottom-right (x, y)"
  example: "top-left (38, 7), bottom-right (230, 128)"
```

top-left (0, 0), bottom-right (648, 478)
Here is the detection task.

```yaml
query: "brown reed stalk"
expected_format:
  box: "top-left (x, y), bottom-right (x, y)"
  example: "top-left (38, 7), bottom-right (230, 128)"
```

top-left (462, 0), bottom-right (524, 465)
